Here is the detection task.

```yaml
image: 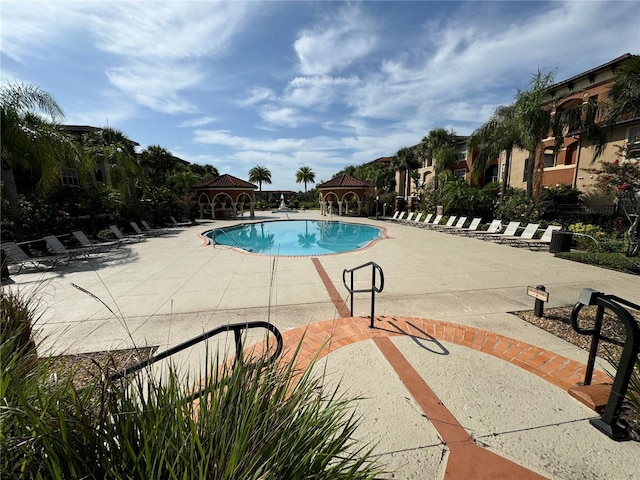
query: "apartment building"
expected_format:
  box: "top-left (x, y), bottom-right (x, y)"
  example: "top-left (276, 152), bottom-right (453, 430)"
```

top-left (506, 53), bottom-right (638, 207)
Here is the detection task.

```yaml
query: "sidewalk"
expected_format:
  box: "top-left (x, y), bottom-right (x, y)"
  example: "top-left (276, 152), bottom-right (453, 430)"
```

top-left (5, 211), bottom-right (640, 478)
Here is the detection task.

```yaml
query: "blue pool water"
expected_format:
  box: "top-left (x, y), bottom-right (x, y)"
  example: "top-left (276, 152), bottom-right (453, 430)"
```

top-left (206, 220), bottom-right (384, 256)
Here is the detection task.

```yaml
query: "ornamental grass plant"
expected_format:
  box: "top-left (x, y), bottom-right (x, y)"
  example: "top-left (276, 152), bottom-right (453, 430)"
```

top-left (1, 290), bottom-right (382, 479)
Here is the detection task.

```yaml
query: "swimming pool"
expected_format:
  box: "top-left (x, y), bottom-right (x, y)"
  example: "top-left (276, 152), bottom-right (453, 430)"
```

top-left (206, 220), bottom-right (385, 256)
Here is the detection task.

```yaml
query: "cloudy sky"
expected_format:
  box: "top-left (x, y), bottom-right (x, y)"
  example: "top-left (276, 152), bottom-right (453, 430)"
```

top-left (2, 1), bottom-right (638, 191)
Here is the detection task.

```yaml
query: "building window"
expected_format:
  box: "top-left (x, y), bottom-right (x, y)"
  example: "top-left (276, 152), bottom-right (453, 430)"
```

top-left (61, 168), bottom-right (79, 187)
top-left (456, 147), bottom-right (467, 162)
top-left (453, 168), bottom-right (466, 180)
top-left (543, 151), bottom-right (556, 168)
top-left (627, 126), bottom-right (640, 159)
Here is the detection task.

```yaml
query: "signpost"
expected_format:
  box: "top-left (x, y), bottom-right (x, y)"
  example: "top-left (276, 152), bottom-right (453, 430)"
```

top-left (527, 285), bottom-right (549, 317)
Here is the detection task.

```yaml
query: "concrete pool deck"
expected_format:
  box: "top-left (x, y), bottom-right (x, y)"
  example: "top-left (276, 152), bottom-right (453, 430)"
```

top-left (5, 210), bottom-right (640, 478)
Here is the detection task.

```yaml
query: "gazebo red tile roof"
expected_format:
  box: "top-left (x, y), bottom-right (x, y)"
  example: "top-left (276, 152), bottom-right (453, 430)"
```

top-left (317, 174), bottom-right (374, 189)
top-left (194, 173), bottom-right (257, 190)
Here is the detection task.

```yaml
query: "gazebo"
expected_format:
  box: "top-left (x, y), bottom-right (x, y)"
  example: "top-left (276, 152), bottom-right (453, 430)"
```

top-left (193, 174), bottom-right (258, 219)
top-left (317, 174), bottom-right (375, 216)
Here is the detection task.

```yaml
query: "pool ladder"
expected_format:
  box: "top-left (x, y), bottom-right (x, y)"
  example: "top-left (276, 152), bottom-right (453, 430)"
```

top-left (343, 261), bottom-right (385, 328)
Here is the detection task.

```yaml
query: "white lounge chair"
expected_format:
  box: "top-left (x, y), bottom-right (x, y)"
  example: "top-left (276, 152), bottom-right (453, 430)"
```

top-left (466, 219), bottom-right (502, 238)
top-left (511, 225), bottom-right (562, 250)
top-left (481, 221), bottom-right (521, 242)
top-left (439, 216), bottom-right (467, 233)
top-left (418, 213), bottom-right (433, 226)
top-left (419, 214), bottom-right (442, 229)
top-left (495, 223), bottom-right (539, 244)
top-left (433, 216), bottom-right (457, 232)
top-left (453, 217), bottom-right (482, 235)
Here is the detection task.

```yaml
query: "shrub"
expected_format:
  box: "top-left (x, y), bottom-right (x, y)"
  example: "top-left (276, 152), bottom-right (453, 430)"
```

top-left (494, 188), bottom-right (540, 223)
top-left (1, 310), bottom-right (383, 479)
top-left (0, 291), bottom-right (40, 370)
top-left (555, 251), bottom-right (640, 274)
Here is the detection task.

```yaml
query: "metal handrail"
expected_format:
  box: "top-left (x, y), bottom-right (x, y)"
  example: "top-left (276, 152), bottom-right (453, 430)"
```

top-left (109, 321), bottom-right (283, 401)
top-left (343, 261), bottom-right (384, 328)
top-left (570, 288), bottom-right (640, 439)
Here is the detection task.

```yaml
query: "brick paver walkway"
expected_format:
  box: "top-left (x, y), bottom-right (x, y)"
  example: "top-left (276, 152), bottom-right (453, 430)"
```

top-left (251, 315), bottom-right (610, 479)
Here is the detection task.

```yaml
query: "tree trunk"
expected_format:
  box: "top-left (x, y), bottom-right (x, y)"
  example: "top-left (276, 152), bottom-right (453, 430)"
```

top-left (500, 149), bottom-right (512, 200)
top-left (525, 146), bottom-right (538, 198)
top-left (1, 158), bottom-right (25, 241)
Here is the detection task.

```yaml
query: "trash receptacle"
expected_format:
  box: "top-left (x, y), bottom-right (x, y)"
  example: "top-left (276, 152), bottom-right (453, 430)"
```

top-left (549, 230), bottom-right (573, 253)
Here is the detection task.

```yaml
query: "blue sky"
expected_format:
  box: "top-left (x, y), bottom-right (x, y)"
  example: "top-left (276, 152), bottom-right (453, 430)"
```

top-left (2, 1), bottom-right (638, 191)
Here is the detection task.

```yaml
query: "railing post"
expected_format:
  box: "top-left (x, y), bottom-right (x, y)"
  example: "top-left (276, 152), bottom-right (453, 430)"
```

top-left (571, 288), bottom-right (640, 440)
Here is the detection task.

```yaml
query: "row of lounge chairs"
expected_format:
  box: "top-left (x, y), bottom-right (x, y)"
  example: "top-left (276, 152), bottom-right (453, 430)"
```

top-left (385, 211), bottom-right (561, 251)
top-left (2, 219), bottom-right (190, 276)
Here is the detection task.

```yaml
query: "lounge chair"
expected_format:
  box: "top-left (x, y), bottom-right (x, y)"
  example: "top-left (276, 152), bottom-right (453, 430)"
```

top-left (110, 225), bottom-right (146, 243)
top-left (141, 220), bottom-right (170, 236)
top-left (494, 223), bottom-right (539, 244)
top-left (1, 241), bottom-right (71, 273)
top-left (419, 214), bottom-right (442, 229)
top-left (438, 216), bottom-right (467, 233)
top-left (511, 225), bottom-right (562, 250)
top-left (481, 221), bottom-right (521, 242)
top-left (130, 221), bottom-right (164, 237)
top-left (409, 212), bottom-right (424, 224)
top-left (72, 230), bottom-right (121, 252)
top-left (169, 215), bottom-right (192, 227)
top-left (43, 235), bottom-right (97, 259)
top-left (400, 212), bottom-right (416, 224)
top-left (433, 216), bottom-right (457, 232)
top-left (453, 217), bottom-right (482, 235)
top-left (395, 211), bottom-right (407, 221)
top-left (465, 219), bottom-right (502, 238)
top-left (420, 213), bottom-right (433, 225)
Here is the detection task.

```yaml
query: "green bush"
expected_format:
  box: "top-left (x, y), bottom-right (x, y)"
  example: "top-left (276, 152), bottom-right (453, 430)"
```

top-left (555, 251), bottom-right (640, 274)
top-left (1, 298), bottom-right (383, 479)
top-left (494, 188), bottom-right (540, 223)
top-left (0, 291), bottom-right (40, 369)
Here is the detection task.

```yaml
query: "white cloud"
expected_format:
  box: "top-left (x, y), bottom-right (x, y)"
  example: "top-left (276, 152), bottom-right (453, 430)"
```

top-left (238, 87), bottom-right (276, 107)
top-left (294, 3), bottom-right (378, 75)
top-left (258, 107), bottom-right (303, 128)
top-left (179, 116), bottom-right (218, 128)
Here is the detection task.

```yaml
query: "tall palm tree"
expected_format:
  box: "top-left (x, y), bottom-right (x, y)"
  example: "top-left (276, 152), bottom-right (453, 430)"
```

top-left (391, 147), bottom-right (420, 197)
top-left (604, 54), bottom-right (640, 124)
top-left (83, 127), bottom-right (142, 203)
top-left (421, 128), bottom-right (458, 203)
top-left (1, 83), bottom-right (90, 240)
top-left (469, 104), bottom-right (522, 198)
top-left (248, 165), bottom-right (272, 192)
top-left (140, 144), bottom-right (178, 188)
top-left (513, 70), bottom-right (556, 198)
top-left (295, 166), bottom-right (316, 197)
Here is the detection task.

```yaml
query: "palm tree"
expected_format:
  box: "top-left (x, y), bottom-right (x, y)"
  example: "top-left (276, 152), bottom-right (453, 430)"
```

top-left (248, 165), bottom-right (272, 193)
top-left (469, 104), bottom-right (522, 198)
top-left (295, 166), bottom-right (316, 199)
top-left (421, 128), bottom-right (459, 204)
top-left (1, 83), bottom-right (90, 240)
top-left (513, 70), bottom-right (556, 198)
top-left (604, 54), bottom-right (640, 124)
top-left (391, 147), bottom-right (421, 198)
top-left (83, 127), bottom-right (142, 204)
top-left (140, 145), bottom-right (178, 188)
